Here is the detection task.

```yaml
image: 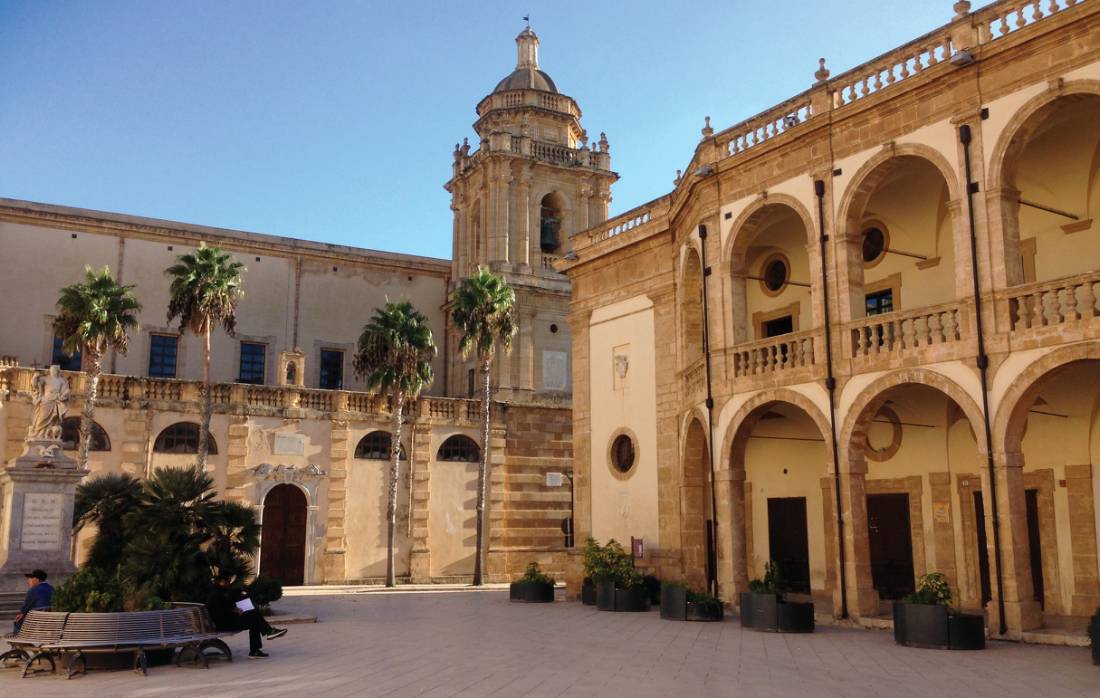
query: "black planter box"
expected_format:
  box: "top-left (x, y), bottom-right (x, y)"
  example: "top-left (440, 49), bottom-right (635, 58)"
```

top-left (686, 601), bottom-right (724, 622)
top-left (581, 580), bottom-right (596, 606)
top-left (1092, 619), bottom-right (1100, 665)
top-left (509, 580), bottom-right (555, 603)
top-left (894, 602), bottom-right (985, 650)
top-left (660, 585), bottom-right (688, 620)
top-left (739, 592), bottom-right (813, 633)
top-left (596, 579), bottom-right (616, 611)
top-left (614, 585), bottom-right (651, 612)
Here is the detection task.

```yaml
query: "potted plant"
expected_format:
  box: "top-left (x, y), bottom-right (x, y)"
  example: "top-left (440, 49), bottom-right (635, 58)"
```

top-left (509, 562), bottom-right (555, 603)
top-left (661, 582), bottom-right (723, 622)
top-left (581, 538), bottom-right (604, 606)
top-left (739, 562), bottom-right (814, 633)
top-left (587, 539), bottom-right (650, 612)
top-left (1087, 606), bottom-right (1099, 666)
top-left (893, 572), bottom-right (985, 650)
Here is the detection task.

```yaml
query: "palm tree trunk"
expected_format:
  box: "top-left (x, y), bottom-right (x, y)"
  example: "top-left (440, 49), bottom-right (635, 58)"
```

top-left (472, 355), bottom-right (492, 586)
top-left (197, 323), bottom-right (212, 470)
top-left (78, 352), bottom-right (102, 471)
top-left (386, 393), bottom-right (404, 588)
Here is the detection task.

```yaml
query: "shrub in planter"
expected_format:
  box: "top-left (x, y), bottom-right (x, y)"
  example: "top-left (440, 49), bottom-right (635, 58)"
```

top-left (585, 539), bottom-right (650, 612)
top-left (612, 569), bottom-right (651, 612)
top-left (1088, 607), bottom-right (1100, 666)
top-left (509, 562), bottom-right (555, 603)
top-left (740, 562), bottom-right (813, 633)
top-left (581, 577), bottom-right (596, 606)
top-left (686, 590), bottom-right (724, 622)
top-left (894, 572), bottom-right (984, 650)
top-left (660, 582), bottom-right (723, 621)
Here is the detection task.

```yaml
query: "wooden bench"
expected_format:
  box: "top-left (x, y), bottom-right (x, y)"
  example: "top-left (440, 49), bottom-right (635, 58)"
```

top-left (1, 604), bottom-right (236, 679)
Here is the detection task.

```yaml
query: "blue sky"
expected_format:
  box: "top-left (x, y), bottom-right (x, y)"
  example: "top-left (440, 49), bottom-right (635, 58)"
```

top-left (0, 1), bottom-right (961, 260)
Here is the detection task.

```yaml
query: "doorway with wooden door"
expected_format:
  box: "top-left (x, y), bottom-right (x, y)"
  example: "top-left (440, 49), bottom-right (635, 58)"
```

top-left (260, 484), bottom-right (308, 586)
top-left (867, 492), bottom-right (915, 600)
top-left (766, 497), bottom-right (811, 594)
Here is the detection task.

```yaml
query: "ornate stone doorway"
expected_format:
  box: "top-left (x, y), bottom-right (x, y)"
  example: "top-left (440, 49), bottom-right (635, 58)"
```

top-left (260, 484), bottom-right (308, 586)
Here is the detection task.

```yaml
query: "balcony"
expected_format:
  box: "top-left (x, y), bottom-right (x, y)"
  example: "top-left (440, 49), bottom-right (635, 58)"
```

top-left (1003, 271), bottom-right (1100, 350)
top-left (846, 300), bottom-right (973, 371)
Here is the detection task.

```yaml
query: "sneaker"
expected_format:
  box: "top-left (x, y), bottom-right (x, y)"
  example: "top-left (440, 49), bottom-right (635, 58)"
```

top-left (267, 628), bottom-right (288, 640)
top-left (248, 651), bottom-right (269, 659)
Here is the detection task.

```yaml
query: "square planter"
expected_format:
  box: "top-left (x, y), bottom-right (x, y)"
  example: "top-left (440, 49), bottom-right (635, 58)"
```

top-left (776, 601), bottom-right (814, 633)
top-left (685, 601), bottom-right (724, 622)
top-left (581, 580), bottom-right (596, 606)
top-left (660, 585), bottom-right (688, 620)
top-left (740, 592), bottom-right (813, 632)
top-left (509, 581), bottom-right (555, 603)
top-left (893, 602), bottom-right (950, 649)
top-left (614, 586), bottom-right (651, 612)
top-left (947, 612), bottom-right (986, 650)
top-left (595, 579), bottom-right (616, 611)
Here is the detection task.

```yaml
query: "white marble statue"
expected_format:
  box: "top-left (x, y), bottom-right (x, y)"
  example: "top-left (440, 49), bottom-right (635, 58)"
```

top-left (28, 365), bottom-right (70, 441)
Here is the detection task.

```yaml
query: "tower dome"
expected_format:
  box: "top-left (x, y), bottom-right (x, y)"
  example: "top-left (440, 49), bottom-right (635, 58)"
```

top-left (492, 26), bottom-right (558, 94)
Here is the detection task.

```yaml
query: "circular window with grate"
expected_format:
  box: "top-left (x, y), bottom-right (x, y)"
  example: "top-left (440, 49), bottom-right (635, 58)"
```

top-left (862, 226), bottom-right (888, 266)
top-left (759, 253), bottom-right (790, 296)
top-left (610, 433), bottom-right (636, 475)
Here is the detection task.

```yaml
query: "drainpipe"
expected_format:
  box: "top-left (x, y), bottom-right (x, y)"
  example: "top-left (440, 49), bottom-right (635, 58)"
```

top-left (815, 179), bottom-right (848, 619)
top-left (697, 223), bottom-right (721, 597)
top-left (959, 123), bottom-right (1007, 637)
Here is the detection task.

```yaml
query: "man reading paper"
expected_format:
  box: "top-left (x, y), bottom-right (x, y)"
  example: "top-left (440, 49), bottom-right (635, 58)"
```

top-left (207, 576), bottom-right (287, 659)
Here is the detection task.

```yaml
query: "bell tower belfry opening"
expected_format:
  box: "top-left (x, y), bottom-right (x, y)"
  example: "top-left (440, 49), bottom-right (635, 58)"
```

top-left (445, 26), bottom-right (618, 404)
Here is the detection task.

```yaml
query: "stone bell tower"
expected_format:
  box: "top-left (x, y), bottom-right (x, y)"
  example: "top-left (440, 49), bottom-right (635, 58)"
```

top-left (445, 26), bottom-right (618, 404)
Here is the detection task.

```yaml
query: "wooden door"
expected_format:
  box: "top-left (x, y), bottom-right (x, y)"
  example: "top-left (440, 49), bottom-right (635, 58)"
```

top-left (867, 493), bottom-right (915, 600)
top-left (260, 484), bottom-right (308, 586)
top-left (767, 497), bottom-right (811, 594)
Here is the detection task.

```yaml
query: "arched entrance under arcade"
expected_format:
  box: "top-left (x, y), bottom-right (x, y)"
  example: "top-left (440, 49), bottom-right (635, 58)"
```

top-left (259, 484), bottom-right (308, 586)
top-left (840, 371), bottom-right (987, 618)
top-left (996, 347), bottom-right (1100, 622)
top-left (721, 390), bottom-right (832, 607)
top-left (837, 148), bottom-right (964, 329)
top-left (680, 416), bottom-right (713, 590)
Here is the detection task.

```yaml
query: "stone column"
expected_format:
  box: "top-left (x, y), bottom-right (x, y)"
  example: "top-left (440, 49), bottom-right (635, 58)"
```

top-left (988, 450), bottom-right (1042, 634)
top-left (929, 471), bottom-right (959, 590)
top-left (1065, 463), bottom-right (1100, 616)
top-left (984, 186), bottom-right (1023, 288)
top-left (836, 454), bottom-right (879, 618)
top-left (408, 422), bottom-right (433, 582)
top-left (320, 420), bottom-right (349, 583)
top-left (514, 173), bottom-right (532, 272)
top-left (713, 467), bottom-right (747, 601)
top-left (576, 183), bottom-right (592, 238)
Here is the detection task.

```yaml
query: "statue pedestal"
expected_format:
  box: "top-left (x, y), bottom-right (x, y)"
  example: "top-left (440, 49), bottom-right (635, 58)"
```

top-left (0, 442), bottom-right (86, 591)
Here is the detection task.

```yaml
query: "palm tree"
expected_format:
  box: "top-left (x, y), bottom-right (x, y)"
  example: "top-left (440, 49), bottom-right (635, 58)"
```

top-left (166, 243), bottom-right (245, 470)
top-left (452, 267), bottom-right (516, 586)
top-left (353, 301), bottom-right (436, 587)
top-left (72, 472), bottom-right (143, 571)
top-left (53, 266), bottom-right (142, 469)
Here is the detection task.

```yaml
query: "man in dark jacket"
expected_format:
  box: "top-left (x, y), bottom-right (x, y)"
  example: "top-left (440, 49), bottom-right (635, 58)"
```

top-left (206, 577), bottom-right (287, 659)
top-left (13, 569), bottom-right (53, 632)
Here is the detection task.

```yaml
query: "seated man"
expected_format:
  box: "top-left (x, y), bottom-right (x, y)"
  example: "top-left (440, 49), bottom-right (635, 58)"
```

top-left (13, 569), bottom-right (53, 633)
top-left (206, 576), bottom-right (287, 659)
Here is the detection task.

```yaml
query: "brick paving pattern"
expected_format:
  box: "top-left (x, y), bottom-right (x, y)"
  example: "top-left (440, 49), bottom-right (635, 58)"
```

top-left (1, 590), bottom-right (1096, 697)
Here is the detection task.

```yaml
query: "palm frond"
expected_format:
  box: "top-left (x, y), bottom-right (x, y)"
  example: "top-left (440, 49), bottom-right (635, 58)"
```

top-left (353, 301), bottom-right (437, 401)
top-left (53, 266), bottom-right (141, 360)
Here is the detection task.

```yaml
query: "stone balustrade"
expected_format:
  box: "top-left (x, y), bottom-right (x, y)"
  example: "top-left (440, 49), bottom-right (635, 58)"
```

top-left (1007, 271), bottom-right (1100, 332)
top-left (976, 0), bottom-right (1084, 43)
top-left (731, 330), bottom-right (817, 378)
top-left (586, 205), bottom-right (655, 245)
top-left (530, 139), bottom-right (578, 166)
top-left (848, 301), bottom-right (968, 363)
top-left (478, 90), bottom-right (580, 118)
top-left (716, 93), bottom-right (814, 157)
top-left (541, 253), bottom-right (561, 271)
top-left (0, 366), bottom-right (483, 425)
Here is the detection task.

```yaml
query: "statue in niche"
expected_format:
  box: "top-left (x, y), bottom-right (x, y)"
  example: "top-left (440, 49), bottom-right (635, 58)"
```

top-left (286, 361), bottom-right (297, 385)
top-left (28, 365), bottom-right (71, 441)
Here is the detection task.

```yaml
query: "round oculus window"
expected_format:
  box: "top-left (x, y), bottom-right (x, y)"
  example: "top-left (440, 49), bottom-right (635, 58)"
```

top-left (762, 257), bottom-right (789, 293)
top-left (862, 227), bottom-right (887, 264)
top-left (611, 434), bottom-right (635, 474)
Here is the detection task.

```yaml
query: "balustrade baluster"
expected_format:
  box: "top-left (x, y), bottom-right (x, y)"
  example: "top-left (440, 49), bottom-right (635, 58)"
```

top-left (1059, 287), bottom-right (1077, 321)
top-left (914, 316), bottom-right (929, 347)
top-left (1041, 289), bottom-right (1060, 325)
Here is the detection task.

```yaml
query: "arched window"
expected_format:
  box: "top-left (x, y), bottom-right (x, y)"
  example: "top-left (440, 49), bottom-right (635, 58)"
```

top-left (436, 435), bottom-right (480, 463)
top-left (354, 431), bottom-right (407, 460)
top-left (540, 193), bottom-right (565, 253)
top-left (61, 417), bottom-right (110, 452)
top-left (153, 422), bottom-right (218, 454)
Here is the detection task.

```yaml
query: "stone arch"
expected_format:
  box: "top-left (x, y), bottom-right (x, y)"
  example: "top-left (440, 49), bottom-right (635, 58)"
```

top-left (994, 341), bottom-right (1100, 455)
top-left (839, 368), bottom-right (986, 470)
top-left (721, 389), bottom-right (833, 473)
top-left (838, 143), bottom-right (962, 229)
top-left (723, 194), bottom-right (817, 275)
top-left (987, 80), bottom-right (1100, 189)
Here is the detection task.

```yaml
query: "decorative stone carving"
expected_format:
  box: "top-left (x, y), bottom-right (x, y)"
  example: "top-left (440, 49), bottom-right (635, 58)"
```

top-left (251, 462), bottom-right (327, 483)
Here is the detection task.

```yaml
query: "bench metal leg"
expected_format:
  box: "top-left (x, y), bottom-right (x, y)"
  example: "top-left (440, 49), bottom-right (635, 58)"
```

top-left (200, 638), bottom-right (232, 663)
top-left (63, 651), bottom-right (85, 680)
top-left (132, 649), bottom-right (147, 676)
top-left (176, 644), bottom-right (209, 669)
top-left (0, 648), bottom-right (30, 667)
top-left (21, 651), bottom-right (55, 678)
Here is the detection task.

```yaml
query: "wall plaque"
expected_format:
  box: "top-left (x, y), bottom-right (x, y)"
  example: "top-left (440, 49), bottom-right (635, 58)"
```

top-left (20, 493), bottom-right (63, 551)
top-left (273, 433), bottom-right (306, 456)
top-left (542, 351), bottom-right (568, 391)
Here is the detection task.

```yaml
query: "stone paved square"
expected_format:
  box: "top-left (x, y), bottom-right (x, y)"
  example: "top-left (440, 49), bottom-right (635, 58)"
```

top-left (1, 590), bottom-right (1096, 697)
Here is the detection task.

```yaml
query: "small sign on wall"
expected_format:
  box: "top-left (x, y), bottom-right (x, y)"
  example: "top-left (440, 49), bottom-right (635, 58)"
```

top-left (542, 350), bottom-right (567, 391)
top-left (273, 433), bottom-right (305, 456)
top-left (631, 536), bottom-right (644, 559)
top-left (546, 472), bottom-right (563, 487)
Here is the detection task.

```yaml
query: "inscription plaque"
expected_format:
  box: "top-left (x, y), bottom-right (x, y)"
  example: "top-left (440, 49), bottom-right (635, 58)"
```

top-left (20, 493), bottom-right (63, 551)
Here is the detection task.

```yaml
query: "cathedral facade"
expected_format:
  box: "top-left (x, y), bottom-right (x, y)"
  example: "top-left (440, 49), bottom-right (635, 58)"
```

top-left (562, 0), bottom-right (1100, 638)
top-left (0, 27), bottom-right (598, 585)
